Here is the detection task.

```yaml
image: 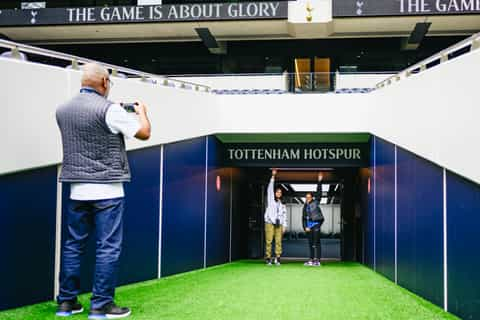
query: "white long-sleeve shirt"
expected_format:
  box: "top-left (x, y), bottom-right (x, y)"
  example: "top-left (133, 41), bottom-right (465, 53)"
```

top-left (264, 177), bottom-right (288, 227)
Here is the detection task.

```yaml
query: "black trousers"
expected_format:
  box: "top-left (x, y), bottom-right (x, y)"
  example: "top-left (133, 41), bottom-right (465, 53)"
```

top-left (307, 224), bottom-right (322, 260)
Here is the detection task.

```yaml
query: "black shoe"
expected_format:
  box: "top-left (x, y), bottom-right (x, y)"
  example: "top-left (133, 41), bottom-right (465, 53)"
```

top-left (56, 300), bottom-right (84, 317)
top-left (265, 258), bottom-right (272, 265)
top-left (88, 302), bottom-right (131, 319)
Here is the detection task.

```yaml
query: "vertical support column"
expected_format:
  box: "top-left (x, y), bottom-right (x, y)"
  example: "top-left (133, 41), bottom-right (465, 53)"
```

top-left (443, 169), bottom-right (448, 311)
top-left (54, 165), bottom-right (63, 299)
top-left (373, 136), bottom-right (377, 271)
top-left (203, 137), bottom-right (209, 269)
top-left (158, 145), bottom-right (164, 278)
top-left (394, 146), bottom-right (398, 284)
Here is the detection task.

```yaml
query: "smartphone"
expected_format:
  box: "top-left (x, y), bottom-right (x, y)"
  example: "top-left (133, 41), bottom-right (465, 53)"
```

top-left (121, 102), bottom-right (137, 113)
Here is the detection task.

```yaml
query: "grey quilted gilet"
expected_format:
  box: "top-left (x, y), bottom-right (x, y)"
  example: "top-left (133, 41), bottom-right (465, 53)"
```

top-left (56, 90), bottom-right (131, 183)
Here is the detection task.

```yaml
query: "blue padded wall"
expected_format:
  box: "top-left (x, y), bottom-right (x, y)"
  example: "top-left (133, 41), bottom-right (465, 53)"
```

top-left (161, 137), bottom-right (207, 277)
top-left (120, 146), bottom-right (160, 284)
top-left (206, 136), bottom-right (231, 267)
top-left (60, 146), bottom-right (161, 294)
top-left (396, 147), bottom-right (444, 307)
top-left (0, 166), bottom-right (57, 310)
top-left (447, 172), bottom-right (480, 320)
top-left (373, 137), bottom-right (395, 281)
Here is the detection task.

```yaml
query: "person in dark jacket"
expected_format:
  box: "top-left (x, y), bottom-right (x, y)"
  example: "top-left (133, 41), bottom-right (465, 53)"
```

top-left (302, 173), bottom-right (325, 267)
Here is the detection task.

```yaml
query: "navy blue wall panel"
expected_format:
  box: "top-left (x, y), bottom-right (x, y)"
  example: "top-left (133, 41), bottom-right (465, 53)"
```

top-left (60, 146), bottom-right (161, 294)
top-left (397, 148), bottom-right (444, 307)
top-left (373, 137), bottom-right (395, 281)
top-left (206, 136), bottom-right (231, 267)
top-left (120, 147), bottom-right (160, 284)
top-left (230, 168), bottom-right (249, 261)
top-left (0, 166), bottom-right (57, 310)
top-left (447, 172), bottom-right (480, 320)
top-left (162, 137), bottom-right (207, 277)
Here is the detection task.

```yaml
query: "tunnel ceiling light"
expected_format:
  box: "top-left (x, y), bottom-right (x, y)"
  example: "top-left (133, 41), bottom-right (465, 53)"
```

top-left (290, 184), bottom-right (318, 192)
top-left (274, 168), bottom-right (334, 171)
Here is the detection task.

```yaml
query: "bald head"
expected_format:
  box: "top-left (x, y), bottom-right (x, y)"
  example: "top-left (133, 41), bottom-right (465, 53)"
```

top-left (81, 63), bottom-right (110, 97)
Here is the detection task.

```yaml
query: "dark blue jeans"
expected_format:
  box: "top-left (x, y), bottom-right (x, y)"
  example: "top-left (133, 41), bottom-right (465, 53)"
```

top-left (57, 197), bottom-right (124, 310)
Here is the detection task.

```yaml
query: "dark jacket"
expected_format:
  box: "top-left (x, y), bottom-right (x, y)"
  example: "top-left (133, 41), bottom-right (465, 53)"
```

top-left (302, 184), bottom-right (325, 230)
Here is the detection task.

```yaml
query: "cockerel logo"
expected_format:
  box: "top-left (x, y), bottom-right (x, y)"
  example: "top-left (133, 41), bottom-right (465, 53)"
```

top-left (356, 1), bottom-right (364, 15)
top-left (30, 11), bottom-right (38, 24)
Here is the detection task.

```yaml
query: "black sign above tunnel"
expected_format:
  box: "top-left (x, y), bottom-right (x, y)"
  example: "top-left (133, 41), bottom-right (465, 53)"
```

top-left (224, 143), bottom-right (369, 167)
top-left (333, 0), bottom-right (480, 17)
top-left (0, 2), bottom-right (287, 27)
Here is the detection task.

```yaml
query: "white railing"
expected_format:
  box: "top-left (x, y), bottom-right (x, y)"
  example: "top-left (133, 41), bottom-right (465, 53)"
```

top-left (0, 39), bottom-right (211, 92)
top-left (376, 32), bottom-right (480, 89)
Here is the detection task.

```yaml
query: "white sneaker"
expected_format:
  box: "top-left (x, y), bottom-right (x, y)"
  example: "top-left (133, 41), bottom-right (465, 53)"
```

top-left (304, 259), bottom-right (314, 266)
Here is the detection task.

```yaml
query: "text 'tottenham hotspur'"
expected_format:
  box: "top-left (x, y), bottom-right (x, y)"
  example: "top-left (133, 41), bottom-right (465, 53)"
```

top-left (227, 148), bottom-right (362, 161)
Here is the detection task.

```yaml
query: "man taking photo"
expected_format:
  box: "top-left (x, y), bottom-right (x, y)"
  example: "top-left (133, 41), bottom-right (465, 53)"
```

top-left (55, 63), bottom-right (151, 319)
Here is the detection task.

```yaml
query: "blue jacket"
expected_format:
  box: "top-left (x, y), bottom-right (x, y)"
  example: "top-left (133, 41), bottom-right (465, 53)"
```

top-left (302, 184), bottom-right (325, 230)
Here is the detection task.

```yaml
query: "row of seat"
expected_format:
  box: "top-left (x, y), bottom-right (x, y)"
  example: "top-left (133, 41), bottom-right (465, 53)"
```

top-left (212, 89), bottom-right (288, 95)
top-left (211, 88), bottom-right (375, 95)
top-left (334, 88), bottom-right (374, 94)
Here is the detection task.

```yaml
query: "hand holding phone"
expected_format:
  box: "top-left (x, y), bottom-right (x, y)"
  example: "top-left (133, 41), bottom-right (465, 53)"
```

top-left (120, 102), bottom-right (138, 113)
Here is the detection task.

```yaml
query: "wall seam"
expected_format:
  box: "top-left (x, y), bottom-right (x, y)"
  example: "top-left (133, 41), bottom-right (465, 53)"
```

top-left (373, 136), bottom-right (377, 271)
top-left (158, 145), bottom-right (164, 278)
top-left (229, 168), bottom-right (233, 263)
top-left (203, 137), bottom-right (209, 269)
top-left (443, 168), bottom-right (448, 311)
top-left (53, 165), bottom-right (63, 299)
top-left (394, 145), bottom-right (398, 284)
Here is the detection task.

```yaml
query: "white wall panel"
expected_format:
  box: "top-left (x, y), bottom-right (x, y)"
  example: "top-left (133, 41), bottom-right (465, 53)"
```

top-left (372, 49), bottom-right (480, 184)
top-left (335, 73), bottom-right (394, 89)
top-left (169, 75), bottom-right (288, 90)
top-left (0, 59), bottom-right (220, 175)
top-left (1, 58), bottom-right (68, 174)
top-left (215, 93), bottom-right (372, 134)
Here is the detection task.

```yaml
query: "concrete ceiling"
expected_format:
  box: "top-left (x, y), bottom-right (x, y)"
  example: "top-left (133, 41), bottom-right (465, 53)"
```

top-left (0, 15), bottom-right (478, 44)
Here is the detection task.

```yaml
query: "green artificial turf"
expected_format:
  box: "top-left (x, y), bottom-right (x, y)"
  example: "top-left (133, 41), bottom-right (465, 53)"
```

top-left (0, 261), bottom-right (458, 320)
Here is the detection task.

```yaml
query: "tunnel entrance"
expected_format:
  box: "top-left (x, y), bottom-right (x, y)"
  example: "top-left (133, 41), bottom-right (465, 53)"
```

top-left (218, 133), bottom-right (372, 263)
top-left (232, 167), bottom-right (364, 262)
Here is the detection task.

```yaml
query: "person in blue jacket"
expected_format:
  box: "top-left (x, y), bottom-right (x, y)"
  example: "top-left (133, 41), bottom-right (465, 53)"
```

top-left (303, 173), bottom-right (325, 267)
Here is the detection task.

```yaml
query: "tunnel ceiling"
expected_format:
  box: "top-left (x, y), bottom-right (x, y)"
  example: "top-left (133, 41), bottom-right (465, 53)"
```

top-left (215, 133), bottom-right (371, 144)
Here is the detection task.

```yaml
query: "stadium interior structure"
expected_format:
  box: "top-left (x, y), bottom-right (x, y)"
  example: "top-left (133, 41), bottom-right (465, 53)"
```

top-left (1, 1), bottom-right (479, 319)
